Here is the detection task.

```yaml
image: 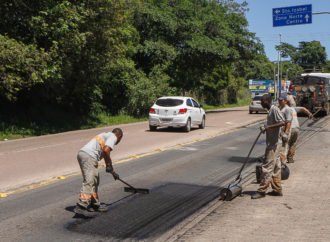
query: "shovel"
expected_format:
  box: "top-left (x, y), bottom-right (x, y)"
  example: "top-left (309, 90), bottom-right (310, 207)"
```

top-left (220, 130), bottom-right (262, 201)
top-left (118, 178), bottom-right (149, 194)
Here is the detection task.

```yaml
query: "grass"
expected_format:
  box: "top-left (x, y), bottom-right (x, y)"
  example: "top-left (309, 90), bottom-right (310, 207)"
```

top-left (202, 98), bottom-right (251, 111)
top-left (0, 114), bottom-right (147, 141)
top-left (0, 99), bottom-right (250, 141)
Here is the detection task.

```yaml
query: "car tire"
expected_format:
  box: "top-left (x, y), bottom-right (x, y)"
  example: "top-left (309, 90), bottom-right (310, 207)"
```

top-left (199, 116), bottom-right (205, 129)
top-left (183, 118), bottom-right (191, 132)
top-left (249, 110), bottom-right (252, 114)
top-left (256, 111), bottom-right (258, 114)
top-left (149, 125), bottom-right (157, 131)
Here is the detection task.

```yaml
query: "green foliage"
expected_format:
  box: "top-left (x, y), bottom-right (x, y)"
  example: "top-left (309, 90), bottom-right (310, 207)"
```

top-left (277, 41), bottom-right (327, 72)
top-left (1, 0), bottom-right (278, 136)
top-left (0, 35), bottom-right (50, 101)
top-left (323, 60), bottom-right (330, 72)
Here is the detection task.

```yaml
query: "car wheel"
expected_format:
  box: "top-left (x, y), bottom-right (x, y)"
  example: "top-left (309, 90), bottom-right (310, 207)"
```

top-left (256, 111), bottom-right (258, 114)
top-left (149, 125), bottom-right (157, 131)
top-left (183, 118), bottom-right (191, 132)
top-left (249, 110), bottom-right (252, 114)
top-left (199, 116), bottom-right (205, 129)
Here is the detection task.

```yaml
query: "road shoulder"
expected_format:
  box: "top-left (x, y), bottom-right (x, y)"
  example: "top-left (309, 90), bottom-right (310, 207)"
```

top-left (175, 118), bottom-right (330, 241)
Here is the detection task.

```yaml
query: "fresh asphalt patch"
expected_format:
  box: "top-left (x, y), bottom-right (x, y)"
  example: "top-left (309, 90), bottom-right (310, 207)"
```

top-left (67, 183), bottom-right (220, 240)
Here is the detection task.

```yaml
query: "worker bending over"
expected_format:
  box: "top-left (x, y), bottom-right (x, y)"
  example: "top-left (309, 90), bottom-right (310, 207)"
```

top-left (252, 94), bottom-right (285, 199)
top-left (75, 128), bottom-right (123, 212)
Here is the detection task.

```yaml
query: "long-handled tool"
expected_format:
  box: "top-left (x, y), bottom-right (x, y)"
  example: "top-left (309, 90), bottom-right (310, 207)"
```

top-left (220, 130), bottom-right (262, 201)
top-left (118, 178), bottom-right (149, 194)
top-left (300, 108), bottom-right (321, 127)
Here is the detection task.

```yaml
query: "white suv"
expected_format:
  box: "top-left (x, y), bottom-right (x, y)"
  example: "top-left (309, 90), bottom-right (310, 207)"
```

top-left (148, 96), bottom-right (206, 132)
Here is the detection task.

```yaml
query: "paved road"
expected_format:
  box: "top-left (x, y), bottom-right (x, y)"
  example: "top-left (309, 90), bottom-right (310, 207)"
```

top-left (0, 106), bottom-right (265, 192)
top-left (173, 115), bottom-right (330, 241)
top-left (0, 119), bottom-right (266, 241)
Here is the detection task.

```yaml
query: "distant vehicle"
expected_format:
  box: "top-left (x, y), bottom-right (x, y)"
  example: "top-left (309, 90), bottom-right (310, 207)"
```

top-left (148, 96), bottom-right (206, 132)
top-left (249, 95), bottom-right (267, 114)
top-left (290, 73), bottom-right (330, 115)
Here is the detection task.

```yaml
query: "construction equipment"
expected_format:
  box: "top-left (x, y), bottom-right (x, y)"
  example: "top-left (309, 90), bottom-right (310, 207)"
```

top-left (118, 178), bottom-right (149, 194)
top-left (281, 162), bottom-right (290, 180)
top-left (220, 130), bottom-right (262, 201)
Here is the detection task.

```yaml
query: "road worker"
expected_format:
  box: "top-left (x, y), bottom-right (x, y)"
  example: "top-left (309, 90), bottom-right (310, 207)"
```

top-left (252, 94), bottom-right (285, 199)
top-left (286, 103), bottom-right (312, 163)
top-left (286, 92), bottom-right (296, 107)
top-left (74, 128), bottom-right (123, 212)
top-left (278, 94), bottom-right (293, 164)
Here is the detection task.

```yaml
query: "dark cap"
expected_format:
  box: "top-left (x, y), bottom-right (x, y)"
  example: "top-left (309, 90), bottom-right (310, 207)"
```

top-left (278, 93), bottom-right (287, 101)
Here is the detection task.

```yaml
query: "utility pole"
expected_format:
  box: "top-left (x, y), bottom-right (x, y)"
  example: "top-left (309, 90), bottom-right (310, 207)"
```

top-left (279, 33), bottom-right (282, 97)
top-left (273, 61), bottom-right (277, 98)
top-left (276, 34), bottom-right (281, 99)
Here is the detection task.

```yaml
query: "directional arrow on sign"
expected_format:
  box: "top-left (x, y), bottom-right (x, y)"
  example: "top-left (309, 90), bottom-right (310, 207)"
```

top-left (273, 4), bottom-right (312, 27)
top-left (305, 14), bottom-right (310, 22)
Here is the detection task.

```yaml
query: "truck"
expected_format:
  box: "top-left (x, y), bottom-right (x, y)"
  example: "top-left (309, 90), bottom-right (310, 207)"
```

top-left (289, 73), bottom-right (330, 116)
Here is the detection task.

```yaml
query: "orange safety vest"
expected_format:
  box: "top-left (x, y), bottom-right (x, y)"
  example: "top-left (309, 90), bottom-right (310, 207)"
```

top-left (93, 135), bottom-right (105, 151)
top-left (288, 96), bottom-right (294, 101)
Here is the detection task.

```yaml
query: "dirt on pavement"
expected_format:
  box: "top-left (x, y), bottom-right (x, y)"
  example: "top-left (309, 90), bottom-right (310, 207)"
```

top-left (175, 117), bottom-right (330, 242)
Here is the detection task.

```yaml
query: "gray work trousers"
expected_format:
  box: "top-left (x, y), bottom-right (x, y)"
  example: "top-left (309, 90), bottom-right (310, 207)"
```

top-left (77, 150), bottom-right (100, 206)
top-left (258, 145), bottom-right (282, 193)
top-left (287, 128), bottom-right (299, 161)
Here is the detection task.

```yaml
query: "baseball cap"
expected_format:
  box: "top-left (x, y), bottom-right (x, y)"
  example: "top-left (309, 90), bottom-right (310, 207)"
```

top-left (278, 93), bottom-right (287, 101)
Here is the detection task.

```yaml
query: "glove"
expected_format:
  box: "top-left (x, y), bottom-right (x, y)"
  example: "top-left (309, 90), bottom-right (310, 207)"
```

top-left (111, 171), bottom-right (120, 180)
top-left (105, 163), bottom-right (112, 173)
top-left (259, 124), bottom-right (268, 134)
top-left (282, 132), bottom-right (289, 143)
top-left (308, 113), bottom-right (313, 119)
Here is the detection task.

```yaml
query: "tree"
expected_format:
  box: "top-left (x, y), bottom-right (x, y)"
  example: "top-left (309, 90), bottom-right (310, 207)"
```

top-left (0, 35), bottom-right (50, 102)
top-left (277, 41), bottom-right (327, 72)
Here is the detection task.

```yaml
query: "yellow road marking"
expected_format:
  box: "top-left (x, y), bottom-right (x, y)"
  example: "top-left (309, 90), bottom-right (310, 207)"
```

top-left (0, 125), bottom-right (255, 198)
top-left (53, 176), bottom-right (66, 180)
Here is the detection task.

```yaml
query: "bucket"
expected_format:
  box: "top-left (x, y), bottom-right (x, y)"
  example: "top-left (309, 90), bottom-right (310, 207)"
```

top-left (255, 164), bottom-right (290, 182)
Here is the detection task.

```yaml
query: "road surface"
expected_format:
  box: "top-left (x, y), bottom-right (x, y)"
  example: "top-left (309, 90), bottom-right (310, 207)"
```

top-left (0, 106), bottom-right (265, 192)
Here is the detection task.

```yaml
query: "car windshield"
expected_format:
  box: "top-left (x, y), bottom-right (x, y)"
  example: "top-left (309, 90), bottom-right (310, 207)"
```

top-left (253, 96), bottom-right (262, 101)
top-left (156, 98), bottom-right (184, 107)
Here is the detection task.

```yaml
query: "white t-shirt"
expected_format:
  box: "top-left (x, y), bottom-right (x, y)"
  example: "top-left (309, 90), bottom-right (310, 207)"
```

top-left (80, 132), bottom-right (117, 161)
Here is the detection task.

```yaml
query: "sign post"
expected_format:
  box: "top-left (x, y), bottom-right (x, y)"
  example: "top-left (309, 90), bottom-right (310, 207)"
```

top-left (273, 4), bottom-right (312, 27)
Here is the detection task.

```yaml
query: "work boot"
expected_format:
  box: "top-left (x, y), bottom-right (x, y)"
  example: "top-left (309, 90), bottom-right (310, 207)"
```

top-left (74, 201), bottom-right (90, 213)
top-left (88, 203), bottom-right (107, 212)
top-left (267, 191), bottom-right (283, 196)
top-left (251, 192), bottom-right (265, 199)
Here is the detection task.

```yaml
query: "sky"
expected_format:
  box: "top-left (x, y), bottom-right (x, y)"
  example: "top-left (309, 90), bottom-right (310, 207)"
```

top-left (235, 0), bottom-right (330, 62)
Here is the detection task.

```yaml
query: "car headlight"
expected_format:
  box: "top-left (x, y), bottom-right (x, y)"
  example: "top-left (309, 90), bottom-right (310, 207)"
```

top-left (309, 86), bottom-right (315, 92)
top-left (302, 86), bottom-right (307, 92)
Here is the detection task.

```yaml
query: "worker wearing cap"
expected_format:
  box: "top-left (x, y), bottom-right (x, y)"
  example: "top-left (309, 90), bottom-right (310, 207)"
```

top-left (252, 94), bottom-right (285, 199)
top-left (278, 93), bottom-right (293, 164)
top-left (286, 103), bottom-right (313, 163)
top-left (75, 128), bottom-right (123, 212)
